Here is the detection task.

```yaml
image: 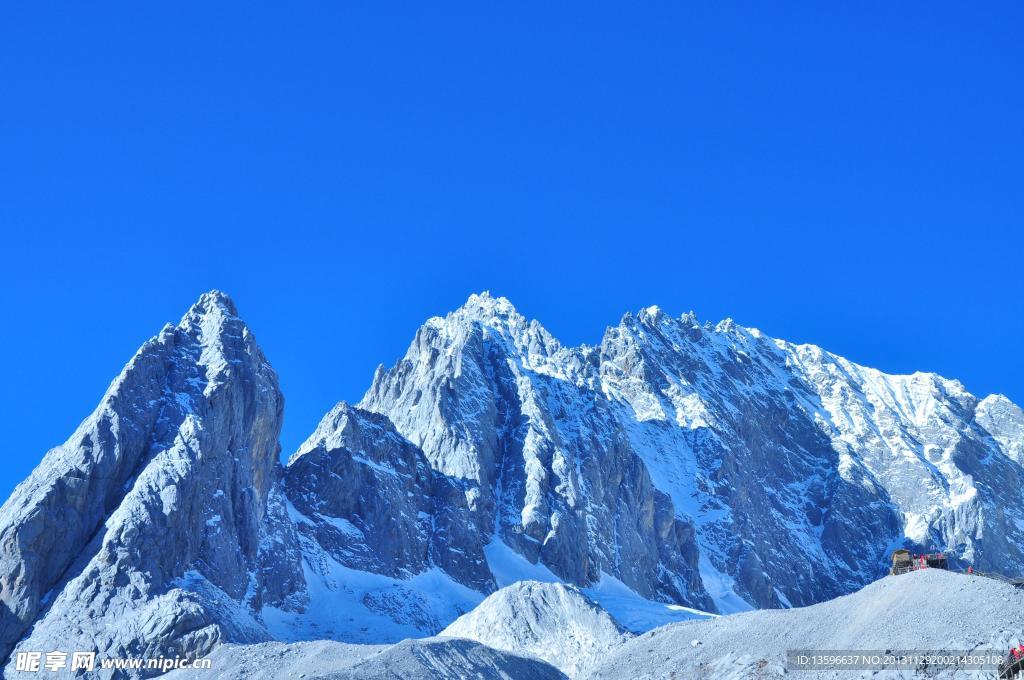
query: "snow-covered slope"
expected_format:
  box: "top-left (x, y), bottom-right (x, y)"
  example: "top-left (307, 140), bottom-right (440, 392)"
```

top-left (164, 638), bottom-right (566, 680)
top-left (587, 569), bottom-right (1024, 679)
top-left (441, 581), bottom-right (631, 678)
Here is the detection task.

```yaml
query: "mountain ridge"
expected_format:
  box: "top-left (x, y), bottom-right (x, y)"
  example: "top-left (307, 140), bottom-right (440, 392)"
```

top-left (358, 291), bottom-right (1024, 611)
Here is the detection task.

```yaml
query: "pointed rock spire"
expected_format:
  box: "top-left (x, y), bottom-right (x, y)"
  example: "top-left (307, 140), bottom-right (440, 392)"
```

top-left (0, 292), bottom-right (289, 670)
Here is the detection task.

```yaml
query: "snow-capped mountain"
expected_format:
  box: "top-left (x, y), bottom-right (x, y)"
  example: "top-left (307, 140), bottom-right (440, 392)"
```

top-left (355, 292), bottom-right (1024, 613)
top-left (0, 290), bottom-right (1020, 676)
top-left (359, 295), bottom-right (712, 612)
top-left (0, 292), bottom-right (302, 672)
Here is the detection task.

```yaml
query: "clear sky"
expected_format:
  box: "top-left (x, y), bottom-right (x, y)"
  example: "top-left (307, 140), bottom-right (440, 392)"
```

top-left (1, 3), bottom-right (1021, 499)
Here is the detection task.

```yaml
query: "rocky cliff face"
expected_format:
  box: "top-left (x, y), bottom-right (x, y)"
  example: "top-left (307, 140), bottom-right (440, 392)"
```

top-left (359, 294), bottom-right (712, 611)
top-left (357, 293), bottom-right (1024, 612)
top-left (285, 402), bottom-right (492, 591)
top-left (0, 292), bottom-right (299, 673)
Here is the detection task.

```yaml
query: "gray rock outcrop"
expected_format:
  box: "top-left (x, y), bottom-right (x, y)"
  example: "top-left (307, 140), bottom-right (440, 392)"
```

top-left (0, 292), bottom-right (299, 674)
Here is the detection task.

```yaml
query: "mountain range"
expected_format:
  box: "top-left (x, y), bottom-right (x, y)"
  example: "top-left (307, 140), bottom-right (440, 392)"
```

top-left (1, 290), bottom-right (1021, 676)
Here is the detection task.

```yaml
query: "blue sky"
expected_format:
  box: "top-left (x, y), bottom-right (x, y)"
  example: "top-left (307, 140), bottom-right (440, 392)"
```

top-left (0, 3), bottom-right (1021, 499)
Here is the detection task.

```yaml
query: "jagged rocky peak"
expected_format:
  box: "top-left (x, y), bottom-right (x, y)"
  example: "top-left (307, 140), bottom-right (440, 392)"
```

top-left (285, 400), bottom-right (434, 580)
top-left (415, 291), bottom-right (527, 343)
top-left (283, 399), bottom-right (494, 598)
top-left (619, 304), bottom-right (742, 335)
top-left (635, 304), bottom-right (666, 326)
top-left (185, 288), bottom-right (238, 319)
top-left (605, 307), bottom-right (761, 374)
top-left (444, 291), bottom-right (568, 368)
top-left (289, 399), bottom-right (364, 464)
top-left (976, 393), bottom-right (1024, 463)
top-left (459, 290), bottom-right (520, 320)
top-left (360, 292), bottom-right (528, 484)
top-left (0, 290), bottom-right (292, 675)
top-left (358, 293), bottom-right (714, 613)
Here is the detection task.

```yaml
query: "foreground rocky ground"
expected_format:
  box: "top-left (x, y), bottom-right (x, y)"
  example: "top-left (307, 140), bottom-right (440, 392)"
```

top-left (590, 569), bottom-right (1024, 679)
top-left (167, 570), bottom-right (1023, 679)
